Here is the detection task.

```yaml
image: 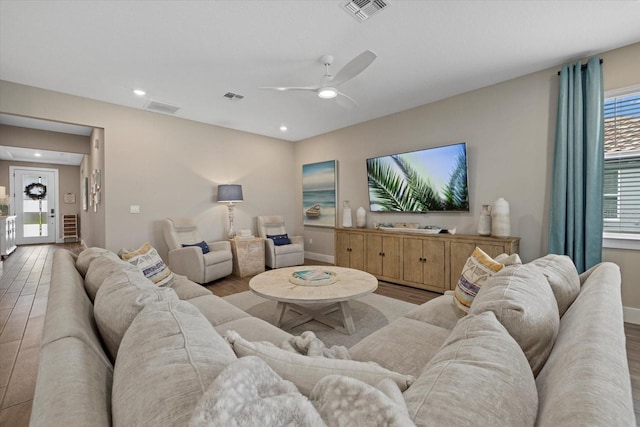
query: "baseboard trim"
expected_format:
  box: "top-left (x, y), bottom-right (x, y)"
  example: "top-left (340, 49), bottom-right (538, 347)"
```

top-left (305, 251), bottom-right (334, 264)
top-left (624, 306), bottom-right (640, 325)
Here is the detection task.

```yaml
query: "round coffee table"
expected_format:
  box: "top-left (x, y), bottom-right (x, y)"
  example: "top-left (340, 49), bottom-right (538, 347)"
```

top-left (249, 266), bottom-right (378, 335)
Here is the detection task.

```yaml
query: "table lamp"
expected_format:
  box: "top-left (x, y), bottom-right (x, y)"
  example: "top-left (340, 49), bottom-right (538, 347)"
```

top-left (217, 184), bottom-right (243, 238)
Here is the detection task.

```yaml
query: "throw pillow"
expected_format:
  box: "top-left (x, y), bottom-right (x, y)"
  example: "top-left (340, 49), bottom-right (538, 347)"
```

top-left (94, 269), bottom-right (178, 360)
top-left (453, 246), bottom-right (505, 314)
top-left (181, 240), bottom-right (210, 254)
top-left (469, 264), bottom-right (560, 375)
top-left (225, 330), bottom-right (413, 396)
top-left (112, 299), bottom-right (237, 427)
top-left (266, 233), bottom-right (291, 246)
top-left (189, 356), bottom-right (322, 426)
top-left (119, 242), bottom-right (174, 287)
top-left (75, 247), bottom-right (120, 277)
top-left (403, 311), bottom-right (538, 426)
top-left (529, 254), bottom-right (580, 316)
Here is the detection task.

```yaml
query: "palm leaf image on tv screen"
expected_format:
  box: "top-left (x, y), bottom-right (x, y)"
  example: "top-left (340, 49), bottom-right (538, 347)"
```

top-left (366, 143), bottom-right (469, 213)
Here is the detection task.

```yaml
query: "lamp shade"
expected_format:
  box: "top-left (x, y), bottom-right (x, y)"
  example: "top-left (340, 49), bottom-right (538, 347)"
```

top-left (217, 184), bottom-right (243, 203)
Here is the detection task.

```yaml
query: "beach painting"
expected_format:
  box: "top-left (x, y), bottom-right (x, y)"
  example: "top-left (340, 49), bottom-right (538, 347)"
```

top-left (302, 160), bottom-right (337, 227)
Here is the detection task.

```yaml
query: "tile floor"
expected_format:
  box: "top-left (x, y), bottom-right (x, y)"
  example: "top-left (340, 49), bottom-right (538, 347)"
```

top-left (0, 245), bottom-right (58, 426)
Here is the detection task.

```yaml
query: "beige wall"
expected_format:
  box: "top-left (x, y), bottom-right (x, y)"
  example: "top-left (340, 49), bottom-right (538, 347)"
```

top-left (0, 124), bottom-right (90, 154)
top-left (296, 42), bottom-right (640, 309)
top-left (0, 80), bottom-right (297, 261)
top-left (0, 159), bottom-right (80, 239)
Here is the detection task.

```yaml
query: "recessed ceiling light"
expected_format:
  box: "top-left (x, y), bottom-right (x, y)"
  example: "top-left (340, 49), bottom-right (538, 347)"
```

top-left (280, 125), bottom-right (288, 132)
top-left (34, 153), bottom-right (42, 157)
top-left (133, 89), bottom-right (146, 96)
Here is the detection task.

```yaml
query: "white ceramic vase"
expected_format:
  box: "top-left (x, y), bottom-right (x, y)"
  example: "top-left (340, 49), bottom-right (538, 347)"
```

top-left (356, 207), bottom-right (366, 228)
top-left (342, 201), bottom-right (353, 228)
top-left (478, 205), bottom-right (492, 236)
top-left (491, 198), bottom-right (511, 237)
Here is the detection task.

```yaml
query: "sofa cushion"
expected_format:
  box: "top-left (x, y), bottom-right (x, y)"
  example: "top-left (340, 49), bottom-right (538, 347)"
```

top-left (182, 240), bottom-right (210, 254)
top-left (112, 299), bottom-right (237, 427)
top-left (94, 269), bottom-right (178, 360)
top-left (349, 317), bottom-right (451, 378)
top-left (403, 311), bottom-right (538, 426)
top-left (535, 262), bottom-right (635, 426)
top-left (119, 242), bottom-right (174, 287)
top-left (469, 263), bottom-right (559, 375)
top-left (226, 330), bottom-right (414, 396)
top-left (31, 337), bottom-right (113, 427)
top-left (84, 255), bottom-right (138, 302)
top-left (403, 293), bottom-right (464, 330)
top-left (170, 274), bottom-right (212, 300)
top-left (274, 243), bottom-right (304, 255)
top-left (453, 246), bottom-right (504, 314)
top-left (529, 254), bottom-right (580, 316)
top-left (76, 247), bottom-right (120, 277)
top-left (215, 317), bottom-right (292, 345)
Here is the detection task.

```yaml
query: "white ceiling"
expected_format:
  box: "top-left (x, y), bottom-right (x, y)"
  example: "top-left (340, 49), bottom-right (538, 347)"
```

top-left (1, 1), bottom-right (639, 142)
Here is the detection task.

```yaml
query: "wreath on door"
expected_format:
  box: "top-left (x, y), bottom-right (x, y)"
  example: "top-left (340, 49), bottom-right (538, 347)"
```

top-left (24, 183), bottom-right (47, 200)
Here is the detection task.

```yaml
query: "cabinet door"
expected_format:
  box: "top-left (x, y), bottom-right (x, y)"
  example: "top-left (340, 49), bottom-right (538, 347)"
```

top-left (423, 240), bottom-right (445, 290)
top-left (365, 234), bottom-right (383, 276)
top-left (403, 238), bottom-right (424, 283)
top-left (381, 236), bottom-right (400, 279)
top-left (450, 242), bottom-right (505, 288)
top-left (349, 233), bottom-right (365, 270)
top-left (335, 231), bottom-right (351, 267)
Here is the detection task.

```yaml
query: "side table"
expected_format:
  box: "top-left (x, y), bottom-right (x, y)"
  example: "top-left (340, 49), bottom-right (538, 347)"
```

top-left (230, 237), bottom-right (265, 278)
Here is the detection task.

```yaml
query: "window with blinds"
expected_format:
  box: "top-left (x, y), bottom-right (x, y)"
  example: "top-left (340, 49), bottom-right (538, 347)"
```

top-left (603, 90), bottom-right (640, 235)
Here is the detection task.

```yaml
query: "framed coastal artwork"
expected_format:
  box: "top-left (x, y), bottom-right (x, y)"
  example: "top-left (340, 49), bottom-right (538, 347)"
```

top-left (302, 160), bottom-right (337, 227)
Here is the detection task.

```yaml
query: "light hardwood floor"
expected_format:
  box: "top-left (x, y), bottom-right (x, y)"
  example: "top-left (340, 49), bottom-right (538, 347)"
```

top-left (0, 244), bottom-right (638, 425)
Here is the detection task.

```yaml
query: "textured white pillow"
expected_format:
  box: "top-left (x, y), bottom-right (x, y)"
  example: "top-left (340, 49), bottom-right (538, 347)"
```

top-left (226, 331), bottom-right (414, 396)
top-left (119, 242), bottom-right (174, 287)
top-left (453, 247), bottom-right (505, 314)
top-left (404, 311), bottom-right (538, 426)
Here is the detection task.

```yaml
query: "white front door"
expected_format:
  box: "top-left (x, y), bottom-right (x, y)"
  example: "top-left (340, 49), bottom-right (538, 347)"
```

top-left (11, 167), bottom-right (58, 245)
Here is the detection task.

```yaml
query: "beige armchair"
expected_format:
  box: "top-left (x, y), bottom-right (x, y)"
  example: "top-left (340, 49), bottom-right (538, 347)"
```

top-left (257, 215), bottom-right (304, 269)
top-left (161, 218), bottom-right (232, 284)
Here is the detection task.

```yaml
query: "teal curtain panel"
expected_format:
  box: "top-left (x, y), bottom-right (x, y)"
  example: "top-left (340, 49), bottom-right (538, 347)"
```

top-left (549, 57), bottom-right (604, 273)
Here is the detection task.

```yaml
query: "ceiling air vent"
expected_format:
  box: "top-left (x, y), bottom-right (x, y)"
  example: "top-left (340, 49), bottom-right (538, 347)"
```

top-left (223, 92), bottom-right (245, 101)
top-left (343, 0), bottom-right (389, 22)
top-left (144, 99), bottom-right (180, 115)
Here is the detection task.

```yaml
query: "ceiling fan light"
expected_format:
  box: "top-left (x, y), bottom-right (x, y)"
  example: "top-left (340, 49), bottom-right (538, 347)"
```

top-left (318, 87), bottom-right (338, 99)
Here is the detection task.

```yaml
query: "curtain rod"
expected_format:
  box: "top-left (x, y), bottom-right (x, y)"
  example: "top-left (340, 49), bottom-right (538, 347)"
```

top-left (557, 59), bottom-right (603, 75)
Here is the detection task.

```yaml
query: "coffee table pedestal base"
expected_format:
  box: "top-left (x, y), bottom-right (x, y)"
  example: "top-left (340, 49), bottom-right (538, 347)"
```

top-left (275, 301), bottom-right (356, 335)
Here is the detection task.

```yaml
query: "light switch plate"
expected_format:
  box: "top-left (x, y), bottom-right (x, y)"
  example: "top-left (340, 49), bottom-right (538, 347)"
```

top-left (130, 205), bottom-right (140, 214)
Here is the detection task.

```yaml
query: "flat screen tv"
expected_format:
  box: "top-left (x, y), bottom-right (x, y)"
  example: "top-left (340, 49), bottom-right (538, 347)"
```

top-left (366, 142), bottom-right (469, 213)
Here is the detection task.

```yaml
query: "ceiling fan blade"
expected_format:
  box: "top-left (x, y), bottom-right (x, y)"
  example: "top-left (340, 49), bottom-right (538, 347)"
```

top-left (259, 86), bottom-right (319, 92)
top-left (331, 50), bottom-right (377, 86)
top-left (335, 91), bottom-right (357, 108)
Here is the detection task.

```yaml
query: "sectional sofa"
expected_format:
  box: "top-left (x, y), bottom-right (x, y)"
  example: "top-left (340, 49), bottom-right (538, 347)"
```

top-left (31, 247), bottom-right (635, 426)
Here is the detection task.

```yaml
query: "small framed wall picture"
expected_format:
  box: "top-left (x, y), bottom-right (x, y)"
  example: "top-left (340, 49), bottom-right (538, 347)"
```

top-left (64, 193), bottom-right (76, 204)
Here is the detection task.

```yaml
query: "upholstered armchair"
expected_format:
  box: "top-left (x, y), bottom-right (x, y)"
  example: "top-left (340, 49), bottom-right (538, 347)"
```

top-left (257, 215), bottom-right (304, 269)
top-left (161, 218), bottom-right (233, 284)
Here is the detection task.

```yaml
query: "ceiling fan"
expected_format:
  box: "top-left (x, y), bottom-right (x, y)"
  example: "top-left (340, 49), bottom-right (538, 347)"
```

top-left (260, 50), bottom-right (377, 107)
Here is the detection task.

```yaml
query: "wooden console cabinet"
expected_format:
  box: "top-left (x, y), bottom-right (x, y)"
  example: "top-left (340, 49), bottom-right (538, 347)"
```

top-left (335, 228), bottom-right (519, 293)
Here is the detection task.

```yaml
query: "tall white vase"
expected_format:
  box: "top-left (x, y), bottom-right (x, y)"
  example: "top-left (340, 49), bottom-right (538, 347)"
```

top-left (342, 200), bottom-right (353, 228)
top-left (356, 207), bottom-right (366, 228)
top-left (491, 198), bottom-right (511, 237)
top-left (478, 205), bottom-right (492, 236)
